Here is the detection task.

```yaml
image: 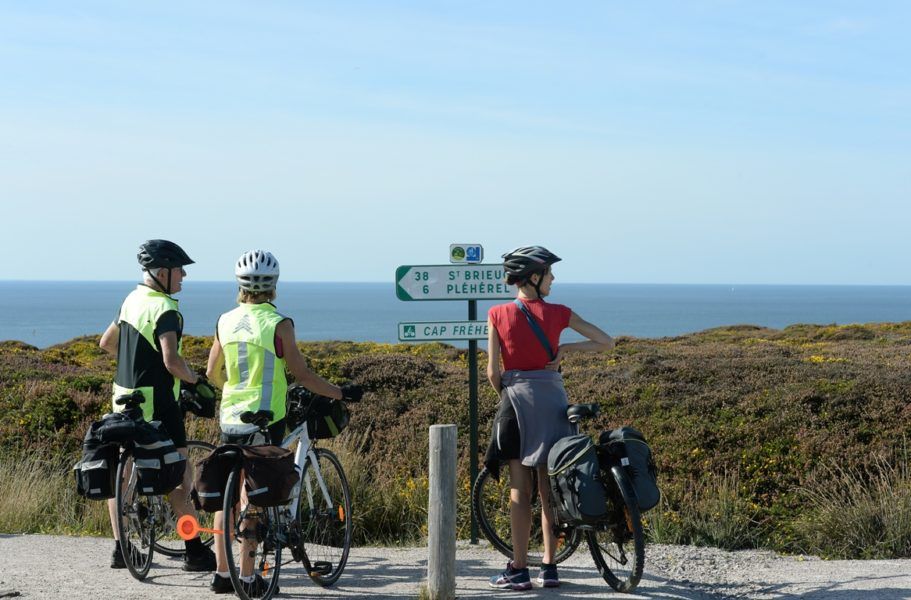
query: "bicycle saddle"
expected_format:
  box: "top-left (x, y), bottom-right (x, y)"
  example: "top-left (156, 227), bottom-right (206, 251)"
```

top-left (240, 410), bottom-right (274, 428)
top-left (114, 389), bottom-right (145, 408)
top-left (566, 403), bottom-right (600, 420)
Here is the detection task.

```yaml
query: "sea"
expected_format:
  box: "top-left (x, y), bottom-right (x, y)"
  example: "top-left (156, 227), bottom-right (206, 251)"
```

top-left (1, 281), bottom-right (909, 349)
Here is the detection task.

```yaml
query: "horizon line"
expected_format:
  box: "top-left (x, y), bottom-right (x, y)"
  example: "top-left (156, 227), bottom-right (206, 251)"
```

top-left (2, 279), bottom-right (911, 288)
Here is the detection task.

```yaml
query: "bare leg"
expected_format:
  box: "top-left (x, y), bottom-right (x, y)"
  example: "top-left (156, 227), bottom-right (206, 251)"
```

top-left (108, 498), bottom-right (119, 541)
top-left (537, 465), bottom-right (557, 565)
top-left (508, 460), bottom-right (533, 570)
top-left (109, 457), bottom-right (133, 541)
top-left (213, 510), bottom-right (228, 572)
top-left (166, 446), bottom-right (195, 519)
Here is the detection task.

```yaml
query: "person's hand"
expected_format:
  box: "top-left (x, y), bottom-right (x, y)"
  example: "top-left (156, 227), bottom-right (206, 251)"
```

top-left (180, 375), bottom-right (217, 418)
top-left (545, 346), bottom-right (565, 371)
top-left (340, 384), bottom-right (363, 402)
top-left (193, 376), bottom-right (217, 400)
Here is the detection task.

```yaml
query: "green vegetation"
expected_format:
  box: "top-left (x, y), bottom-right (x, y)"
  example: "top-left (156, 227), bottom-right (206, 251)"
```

top-left (2, 323), bottom-right (911, 557)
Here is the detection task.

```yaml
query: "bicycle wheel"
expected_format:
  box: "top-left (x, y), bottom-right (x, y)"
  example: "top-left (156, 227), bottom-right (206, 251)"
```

top-left (587, 466), bottom-right (645, 593)
top-left (155, 440), bottom-right (217, 557)
top-left (223, 464), bottom-right (282, 600)
top-left (472, 465), bottom-right (582, 566)
top-left (297, 448), bottom-right (352, 587)
top-left (115, 448), bottom-right (155, 581)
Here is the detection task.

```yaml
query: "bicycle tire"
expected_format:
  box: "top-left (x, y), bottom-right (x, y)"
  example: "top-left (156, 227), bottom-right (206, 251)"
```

top-left (587, 465), bottom-right (645, 593)
top-left (115, 448), bottom-right (155, 581)
top-left (297, 448), bottom-right (352, 587)
top-left (223, 464), bottom-right (282, 600)
top-left (472, 465), bottom-right (582, 567)
top-left (154, 439), bottom-right (217, 557)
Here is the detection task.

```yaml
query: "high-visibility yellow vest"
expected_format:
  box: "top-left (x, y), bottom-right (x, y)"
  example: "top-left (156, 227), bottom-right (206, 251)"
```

top-left (217, 302), bottom-right (288, 435)
top-left (112, 285), bottom-right (183, 421)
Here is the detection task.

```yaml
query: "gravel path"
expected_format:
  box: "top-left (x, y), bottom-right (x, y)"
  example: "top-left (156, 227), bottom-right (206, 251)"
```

top-left (0, 534), bottom-right (908, 599)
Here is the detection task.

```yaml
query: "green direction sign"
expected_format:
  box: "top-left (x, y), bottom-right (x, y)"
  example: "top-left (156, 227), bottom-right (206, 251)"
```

top-left (399, 321), bottom-right (488, 341)
top-left (395, 264), bottom-right (515, 301)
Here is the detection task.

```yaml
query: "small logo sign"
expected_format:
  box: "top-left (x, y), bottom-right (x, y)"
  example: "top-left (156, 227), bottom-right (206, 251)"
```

top-left (232, 315), bottom-right (254, 334)
top-left (450, 244), bottom-right (483, 264)
top-left (402, 325), bottom-right (416, 339)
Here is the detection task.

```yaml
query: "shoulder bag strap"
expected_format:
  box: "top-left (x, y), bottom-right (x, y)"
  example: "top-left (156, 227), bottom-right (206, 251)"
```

top-left (513, 299), bottom-right (557, 361)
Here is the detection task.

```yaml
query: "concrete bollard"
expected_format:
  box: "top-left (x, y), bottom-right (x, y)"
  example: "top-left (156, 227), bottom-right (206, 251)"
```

top-left (427, 424), bottom-right (457, 600)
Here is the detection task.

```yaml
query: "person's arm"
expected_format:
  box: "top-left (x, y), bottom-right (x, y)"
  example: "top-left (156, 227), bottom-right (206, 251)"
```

top-left (277, 319), bottom-right (344, 400)
top-left (486, 317), bottom-right (502, 393)
top-left (206, 336), bottom-right (226, 388)
top-left (99, 322), bottom-right (119, 356)
top-left (159, 331), bottom-right (199, 384)
top-left (546, 311), bottom-right (614, 370)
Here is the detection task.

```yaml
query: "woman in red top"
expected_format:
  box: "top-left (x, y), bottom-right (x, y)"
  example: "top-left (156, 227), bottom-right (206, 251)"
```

top-left (487, 246), bottom-right (614, 590)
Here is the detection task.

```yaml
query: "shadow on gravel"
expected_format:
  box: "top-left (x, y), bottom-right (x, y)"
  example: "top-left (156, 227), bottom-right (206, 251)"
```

top-left (688, 573), bottom-right (911, 600)
top-left (254, 555), bottom-right (720, 600)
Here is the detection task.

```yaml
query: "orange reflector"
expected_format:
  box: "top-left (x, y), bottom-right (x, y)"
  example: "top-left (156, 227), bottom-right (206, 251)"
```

top-left (176, 515), bottom-right (222, 540)
top-left (338, 505), bottom-right (345, 522)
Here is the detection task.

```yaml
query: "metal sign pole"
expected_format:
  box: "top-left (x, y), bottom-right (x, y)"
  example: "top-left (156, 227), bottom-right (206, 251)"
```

top-left (468, 298), bottom-right (479, 544)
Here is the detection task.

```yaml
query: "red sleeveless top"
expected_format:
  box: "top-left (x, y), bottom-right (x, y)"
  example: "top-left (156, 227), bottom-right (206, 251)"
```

top-left (488, 299), bottom-right (571, 371)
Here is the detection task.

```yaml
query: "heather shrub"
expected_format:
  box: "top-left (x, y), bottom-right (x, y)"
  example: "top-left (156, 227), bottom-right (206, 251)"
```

top-left (2, 325), bottom-right (911, 558)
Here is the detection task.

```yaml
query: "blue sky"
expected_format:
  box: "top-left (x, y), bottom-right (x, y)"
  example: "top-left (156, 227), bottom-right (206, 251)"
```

top-left (1, 1), bottom-right (908, 284)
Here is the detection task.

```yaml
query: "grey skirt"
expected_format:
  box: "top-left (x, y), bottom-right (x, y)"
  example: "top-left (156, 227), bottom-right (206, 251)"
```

top-left (501, 369), bottom-right (574, 467)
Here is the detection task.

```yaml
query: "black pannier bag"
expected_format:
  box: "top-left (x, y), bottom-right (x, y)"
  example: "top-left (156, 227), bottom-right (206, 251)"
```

top-left (191, 445), bottom-right (242, 512)
top-left (74, 439), bottom-right (119, 500)
top-left (132, 421), bottom-right (186, 496)
top-left (598, 427), bottom-right (660, 512)
top-left (547, 434), bottom-right (608, 525)
top-left (242, 445), bottom-right (300, 507)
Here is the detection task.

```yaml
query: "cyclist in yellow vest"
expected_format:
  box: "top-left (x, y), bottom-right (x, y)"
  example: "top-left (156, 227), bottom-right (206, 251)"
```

top-left (99, 239), bottom-right (218, 571)
top-left (205, 249), bottom-right (363, 595)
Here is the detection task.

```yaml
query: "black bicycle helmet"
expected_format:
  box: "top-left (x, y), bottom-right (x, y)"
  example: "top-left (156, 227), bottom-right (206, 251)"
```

top-left (137, 239), bottom-right (195, 269)
top-left (501, 246), bottom-right (561, 279)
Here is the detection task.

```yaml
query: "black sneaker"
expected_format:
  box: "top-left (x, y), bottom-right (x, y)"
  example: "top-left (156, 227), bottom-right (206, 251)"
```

top-left (110, 542), bottom-right (140, 569)
top-left (110, 544), bottom-right (126, 569)
top-left (536, 562), bottom-right (560, 588)
top-left (210, 574), bottom-right (234, 594)
top-left (183, 544), bottom-right (217, 572)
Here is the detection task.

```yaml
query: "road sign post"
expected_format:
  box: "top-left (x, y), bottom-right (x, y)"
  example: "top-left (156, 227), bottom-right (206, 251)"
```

top-left (396, 259), bottom-right (511, 544)
top-left (467, 299), bottom-right (479, 544)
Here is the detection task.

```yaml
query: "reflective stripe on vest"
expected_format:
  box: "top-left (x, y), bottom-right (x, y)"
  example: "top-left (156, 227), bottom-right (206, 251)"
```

top-left (217, 303), bottom-right (288, 435)
top-left (112, 285), bottom-right (182, 421)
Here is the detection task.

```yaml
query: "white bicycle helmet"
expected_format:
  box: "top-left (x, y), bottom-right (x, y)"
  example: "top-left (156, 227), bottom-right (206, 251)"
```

top-left (235, 250), bottom-right (280, 292)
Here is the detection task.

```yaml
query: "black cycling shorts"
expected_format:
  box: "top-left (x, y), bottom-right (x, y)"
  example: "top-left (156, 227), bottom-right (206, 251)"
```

top-left (153, 398), bottom-right (187, 448)
top-left (220, 419), bottom-right (287, 447)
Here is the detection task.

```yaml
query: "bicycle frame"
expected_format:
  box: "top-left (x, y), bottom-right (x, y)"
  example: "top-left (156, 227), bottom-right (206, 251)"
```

top-left (278, 421), bottom-right (332, 522)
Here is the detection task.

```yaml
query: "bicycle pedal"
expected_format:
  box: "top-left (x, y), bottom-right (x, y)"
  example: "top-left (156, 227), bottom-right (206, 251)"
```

top-left (310, 561), bottom-right (332, 576)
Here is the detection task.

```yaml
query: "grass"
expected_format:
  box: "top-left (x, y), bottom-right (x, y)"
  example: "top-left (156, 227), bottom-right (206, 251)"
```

top-left (0, 449), bottom-right (109, 535)
top-left (794, 450), bottom-right (911, 559)
top-left (646, 470), bottom-right (760, 550)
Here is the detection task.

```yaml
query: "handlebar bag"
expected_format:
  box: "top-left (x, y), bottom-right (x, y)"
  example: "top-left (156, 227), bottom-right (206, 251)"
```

top-left (242, 445), bottom-right (300, 507)
top-left (191, 445), bottom-right (242, 512)
top-left (598, 427), bottom-right (660, 511)
top-left (306, 397), bottom-right (350, 439)
top-left (547, 434), bottom-right (608, 526)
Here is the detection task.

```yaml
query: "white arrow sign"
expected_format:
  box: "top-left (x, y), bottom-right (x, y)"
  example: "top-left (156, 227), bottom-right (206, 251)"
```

top-left (395, 264), bottom-right (515, 301)
top-left (398, 320), bottom-right (489, 341)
